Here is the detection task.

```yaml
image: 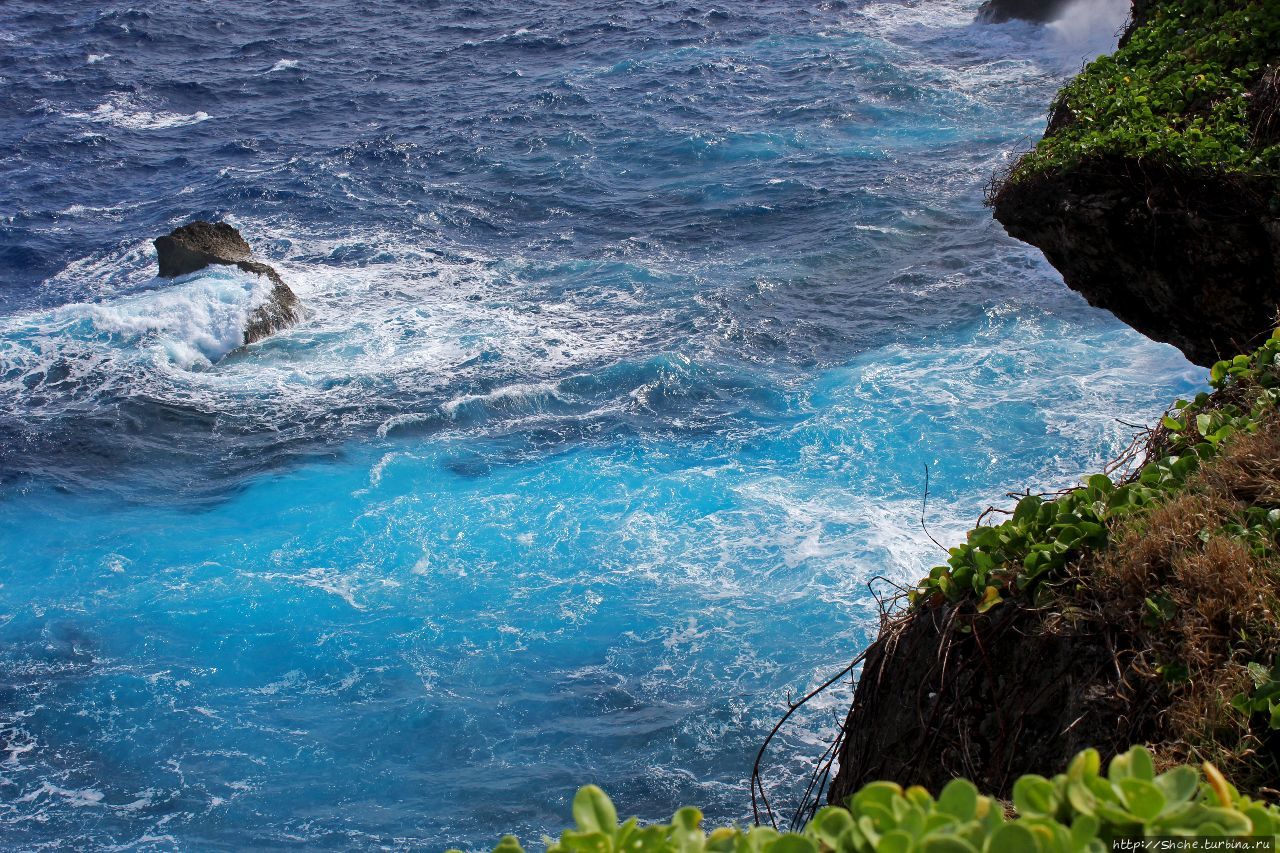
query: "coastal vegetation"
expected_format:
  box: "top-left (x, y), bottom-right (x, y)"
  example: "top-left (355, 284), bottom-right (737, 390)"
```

top-left (886, 0), bottom-right (1280, 797)
top-left (901, 333), bottom-right (1280, 792)
top-left (917, 332), bottom-right (1280, 608)
top-left (1006, 0), bottom-right (1280, 181)
top-left (833, 0), bottom-right (1280, 801)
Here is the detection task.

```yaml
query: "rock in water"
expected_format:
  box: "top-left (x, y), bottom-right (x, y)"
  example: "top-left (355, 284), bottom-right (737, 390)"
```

top-left (976, 0), bottom-right (1070, 23)
top-left (154, 221), bottom-right (301, 346)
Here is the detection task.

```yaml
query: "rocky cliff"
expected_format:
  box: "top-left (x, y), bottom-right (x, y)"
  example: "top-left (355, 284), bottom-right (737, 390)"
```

top-left (991, 0), bottom-right (1280, 367)
top-left (829, 0), bottom-right (1280, 805)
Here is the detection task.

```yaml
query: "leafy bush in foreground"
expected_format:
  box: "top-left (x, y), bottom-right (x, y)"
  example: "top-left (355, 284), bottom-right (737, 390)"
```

top-left (460, 746), bottom-right (1279, 852)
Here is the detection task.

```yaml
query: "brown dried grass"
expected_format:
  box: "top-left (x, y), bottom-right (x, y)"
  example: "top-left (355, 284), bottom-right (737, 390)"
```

top-left (1076, 416), bottom-right (1280, 793)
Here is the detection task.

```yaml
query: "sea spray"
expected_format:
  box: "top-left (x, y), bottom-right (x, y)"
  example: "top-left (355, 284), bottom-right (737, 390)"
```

top-left (1048, 0), bottom-right (1132, 60)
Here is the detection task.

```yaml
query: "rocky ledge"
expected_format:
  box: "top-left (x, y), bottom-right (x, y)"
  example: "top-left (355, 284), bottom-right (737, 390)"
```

top-left (989, 0), bottom-right (1279, 366)
top-left (994, 163), bottom-right (1279, 366)
top-left (154, 221), bottom-right (302, 345)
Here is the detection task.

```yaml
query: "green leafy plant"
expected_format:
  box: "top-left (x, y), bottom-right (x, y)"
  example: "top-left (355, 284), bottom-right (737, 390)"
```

top-left (1005, 0), bottom-right (1280, 183)
top-left (461, 746), bottom-right (1279, 852)
top-left (1232, 661), bottom-right (1280, 730)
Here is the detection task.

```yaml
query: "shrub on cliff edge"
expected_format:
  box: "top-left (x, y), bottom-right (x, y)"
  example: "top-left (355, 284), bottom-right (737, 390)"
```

top-left (1004, 0), bottom-right (1280, 184)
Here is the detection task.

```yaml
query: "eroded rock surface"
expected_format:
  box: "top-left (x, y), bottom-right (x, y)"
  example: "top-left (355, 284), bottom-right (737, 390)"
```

top-left (993, 164), bottom-right (1280, 367)
top-left (154, 221), bottom-right (301, 345)
top-left (828, 604), bottom-right (1150, 802)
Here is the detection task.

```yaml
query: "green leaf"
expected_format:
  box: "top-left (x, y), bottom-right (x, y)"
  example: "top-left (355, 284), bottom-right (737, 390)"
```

top-left (985, 823), bottom-right (1040, 853)
top-left (739, 828), bottom-right (781, 853)
top-left (938, 779), bottom-right (980, 821)
top-left (1065, 781), bottom-right (1096, 816)
top-left (1195, 808), bottom-right (1251, 834)
top-left (1067, 750), bottom-right (1100, 783)
top-left (876, 829), bottom-right (914, 853)
top-left (1012, 776), bottom-right (1057, 818)
top-left (809, 807), bottom-right (855, 845)
top-left (572, 786), bottom-right (618, 836)
top-left (1068, 814), bottom-right (1099, 852)
top-left (1242, 805), bottom-right (1273, 836)
top-left (1014, 496), bottom-right (1042, 524)
top-left (976, 586), bottom-right (1003, 614)
top-left (554, 830), bottom-right (614, 853)
top-left (1248, 662), bottom-right (1271, 687)
top-left (1116, 779), bottom-right (1165, 821)
top-left (1153, 766), bottom-right (1198, 806)
top-left (1093, 800), bottom-right (1141, 827)
top-left (1127, 747), bottom-right (1156, 782)
top-left (766, 836), bottom-right (818, 853)
top-left (494, 837), bottom-right (525, 853)
top-left (921, 837), bottom-right (980, 853)
top-left (852, 782), bottom-right (904, 817)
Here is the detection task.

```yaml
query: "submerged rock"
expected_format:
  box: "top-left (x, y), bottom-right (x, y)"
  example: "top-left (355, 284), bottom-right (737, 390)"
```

top-left (154, 221), bottom-right (301, 345)
top-left (976, 0), bottom-right (1070, 23)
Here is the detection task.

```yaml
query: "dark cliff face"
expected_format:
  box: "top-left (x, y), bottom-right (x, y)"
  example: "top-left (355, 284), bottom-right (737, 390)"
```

top-left (993, 163), bottom-right (1280, 367)
top-left (828, 604), bottom-right (1150, 803)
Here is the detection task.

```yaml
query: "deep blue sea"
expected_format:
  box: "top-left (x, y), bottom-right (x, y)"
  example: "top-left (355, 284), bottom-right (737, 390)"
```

top-left (0, 1), bottom-right (1202, 849)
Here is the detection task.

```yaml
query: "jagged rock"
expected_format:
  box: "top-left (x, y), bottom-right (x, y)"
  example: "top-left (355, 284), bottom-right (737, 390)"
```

top-left (993, 161), bottom-right (1280, 367)
top-left (154, 221), bottom-right (301, 345)
top-left (976, 0), bottom-right (1070, 23)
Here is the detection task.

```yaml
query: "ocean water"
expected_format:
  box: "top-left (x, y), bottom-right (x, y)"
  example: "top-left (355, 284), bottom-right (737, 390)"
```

top-left (0, 0), bottom-right (1201, 849)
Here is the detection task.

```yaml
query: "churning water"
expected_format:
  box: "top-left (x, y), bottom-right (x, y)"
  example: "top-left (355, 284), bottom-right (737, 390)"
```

top-left (0, 1), bottom-right (1199, 848)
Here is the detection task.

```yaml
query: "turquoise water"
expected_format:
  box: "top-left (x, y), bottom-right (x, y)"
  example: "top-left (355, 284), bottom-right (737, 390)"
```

top-left (0, 0), bottom-right (1199, 848)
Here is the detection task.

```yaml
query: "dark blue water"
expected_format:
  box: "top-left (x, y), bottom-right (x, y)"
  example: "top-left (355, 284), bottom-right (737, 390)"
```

top-left (0, 1), bottom-right (1198, 849)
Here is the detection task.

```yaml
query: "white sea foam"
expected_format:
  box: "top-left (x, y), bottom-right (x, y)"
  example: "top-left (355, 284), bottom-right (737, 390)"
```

top-left (0, 266), bottom-right (275, 412)
top-left (66, 93), bottom-right (210, 130)
top-left (18, 783), bottom-right (104, 807)
top-left (267, 59), bottom-right (299, 73)
top-left (440, 381), bottom-right (565, 418)
top-left (86, 53), bottom-right (110, 64)
top-left (5, 221), bottom-right (666, 434)
top-left (1048, 0), bottom-right (1131, 62)
top-left (84, 271), bottom-right (273, 367)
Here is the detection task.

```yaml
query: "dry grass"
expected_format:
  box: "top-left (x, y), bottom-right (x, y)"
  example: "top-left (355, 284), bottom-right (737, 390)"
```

top-left (1074, 416), bottom-right (1280, 794)
top-left (1250, 64), bottom-right (1280, 148)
